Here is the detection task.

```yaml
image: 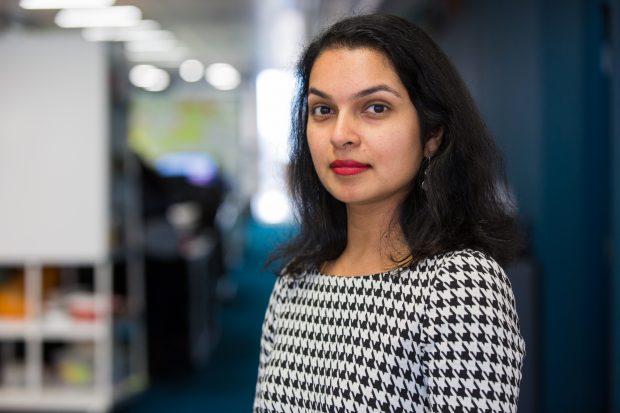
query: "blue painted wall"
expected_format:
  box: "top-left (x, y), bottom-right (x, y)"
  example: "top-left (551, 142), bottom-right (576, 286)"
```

top-left (436, 0), bottom-right (543, 236)
top-left (540, 1), bottom-right (610, 410)
top-left (612, 0), bottom-right (620, 410)
top-left (401, 0), bottom-right (614, 411)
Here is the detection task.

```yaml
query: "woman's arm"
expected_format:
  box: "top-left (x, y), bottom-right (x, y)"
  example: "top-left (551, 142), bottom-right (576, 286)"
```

top-left (421, 250), bottom-right (525, 412)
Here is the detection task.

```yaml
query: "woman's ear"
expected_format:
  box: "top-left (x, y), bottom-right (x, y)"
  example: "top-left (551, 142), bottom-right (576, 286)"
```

top-left (423, 126), bottom-right (444, 157)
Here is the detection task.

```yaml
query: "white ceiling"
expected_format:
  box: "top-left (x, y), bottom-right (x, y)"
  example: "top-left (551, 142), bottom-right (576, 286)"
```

top-left (0, 0), bottom-right (386, 76)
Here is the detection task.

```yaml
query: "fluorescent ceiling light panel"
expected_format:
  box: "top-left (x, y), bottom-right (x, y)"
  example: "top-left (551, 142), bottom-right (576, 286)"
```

top-left (20, 0), bottom-right (114, 9)
top-left (55, 6), bottom-right (142, 28)
top-left (82, 20), bottom-right (167, 42)
top-left (83, 28), bottom-right (172, 42)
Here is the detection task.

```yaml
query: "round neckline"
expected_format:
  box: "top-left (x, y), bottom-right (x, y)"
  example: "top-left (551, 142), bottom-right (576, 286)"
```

top-left (311, 262), bottom-right (412, 279)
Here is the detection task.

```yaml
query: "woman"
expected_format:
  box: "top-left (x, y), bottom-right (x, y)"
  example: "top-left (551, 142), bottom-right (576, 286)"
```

top-left (254, 14), bottom-right (525, 413)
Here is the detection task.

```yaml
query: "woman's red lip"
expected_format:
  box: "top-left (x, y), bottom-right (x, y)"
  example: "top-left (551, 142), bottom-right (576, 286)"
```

top-left (330, 160), bottom-right (370, 168)
top-left (330, 160), bottom-right (370, 176)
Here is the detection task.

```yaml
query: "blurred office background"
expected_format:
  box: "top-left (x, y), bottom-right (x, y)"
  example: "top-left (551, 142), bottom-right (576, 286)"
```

top-left (0, 0), bottom-right (618, 412)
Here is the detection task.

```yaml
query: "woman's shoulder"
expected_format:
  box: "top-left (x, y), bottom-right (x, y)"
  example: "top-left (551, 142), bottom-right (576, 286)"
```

top-left (420, 249), bottom-right (519, 321)
top-left (428, 248), bottom-right (503, 272)
top-left (421, 248), bottom-right (512, 293)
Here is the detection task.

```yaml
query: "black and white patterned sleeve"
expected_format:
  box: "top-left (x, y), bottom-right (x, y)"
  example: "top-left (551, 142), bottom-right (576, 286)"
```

top-left (258, 277), bottom-right (282, 374)
top-left (256, 275), bottom-right (287, 374)
top-left (420, 250), bottom-right (525, 412)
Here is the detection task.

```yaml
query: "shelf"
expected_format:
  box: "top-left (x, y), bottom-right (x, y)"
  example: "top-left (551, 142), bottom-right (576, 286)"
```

top-left (0, 319), bottom-right (108, 341)
top-left (42, 320), bottom-right (108, 341)
top-left (0, 320), bottom-right (31, 339)
top-left (0, 375), bottom-right (146, 412)
top-left (0, 35), bottom-right (147, 413)
top-left (0, 387), bottom-right (110, 412)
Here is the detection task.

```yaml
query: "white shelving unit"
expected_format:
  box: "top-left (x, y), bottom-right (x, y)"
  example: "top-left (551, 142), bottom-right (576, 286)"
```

top-left (0, 374), bottom-right (143, 412)
top-left (0, 264), bottom-right (147, 413)
top-left (0, 32), bottom-right (147, 412)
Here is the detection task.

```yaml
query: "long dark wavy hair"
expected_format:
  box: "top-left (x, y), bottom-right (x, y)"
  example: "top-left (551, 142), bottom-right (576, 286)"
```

top-left (272, 14), bottom-right (520, 274)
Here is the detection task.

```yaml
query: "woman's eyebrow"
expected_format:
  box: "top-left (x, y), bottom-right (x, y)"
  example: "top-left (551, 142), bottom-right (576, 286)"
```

top-left (308, 84), bottom-right (402, 99)
top-left (308, 87), bottom-right (331, 99)
top-left (354, 84), bottom-right (402, 99)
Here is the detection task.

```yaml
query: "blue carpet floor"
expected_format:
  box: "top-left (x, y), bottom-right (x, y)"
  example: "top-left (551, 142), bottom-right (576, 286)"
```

top-left (115, 219), bottom-right (293, 413)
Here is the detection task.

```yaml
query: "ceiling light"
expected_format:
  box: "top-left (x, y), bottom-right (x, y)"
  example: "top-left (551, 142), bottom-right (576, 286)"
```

top-left (144, 71), bottom-right (170, 92)
top-left (179, 59), bottom-right (204, 83)
top-left (82, 21), bottom-right (170, 42)
top-left (205, 63), bottom-right (241, 91)
top-left (129, 64), bottom-right (170, 92)
top-left (55, 6), bottom-right (142, 28)
top-left (84, 28), bottom-right (174, 42)
top-left (20, 0), bottom-right (114, 9)
top-left (129, 64), bottom-right (157, 88)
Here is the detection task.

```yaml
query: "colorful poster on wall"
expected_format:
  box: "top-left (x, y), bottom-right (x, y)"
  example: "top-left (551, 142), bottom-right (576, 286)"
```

top-left (129, 91), bottom-right (240, 182)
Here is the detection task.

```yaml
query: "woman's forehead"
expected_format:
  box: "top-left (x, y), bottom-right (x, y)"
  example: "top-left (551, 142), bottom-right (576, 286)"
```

top-left (308, 48), bottom-right (404, 97)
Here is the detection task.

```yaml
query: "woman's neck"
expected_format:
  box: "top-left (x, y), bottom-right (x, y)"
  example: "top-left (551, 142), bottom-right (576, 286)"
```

top-left (322, 202), bottom-right (410, 276)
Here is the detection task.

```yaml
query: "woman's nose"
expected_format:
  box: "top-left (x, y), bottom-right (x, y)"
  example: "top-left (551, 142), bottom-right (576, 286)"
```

top-left (330, 112), bottom-right (360, 149)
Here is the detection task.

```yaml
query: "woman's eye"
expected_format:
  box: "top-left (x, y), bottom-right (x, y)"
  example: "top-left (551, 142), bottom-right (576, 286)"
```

top-left (312, 105), bottom-right (333, 116)
top-left (366, 104), bottom-right (388, 114)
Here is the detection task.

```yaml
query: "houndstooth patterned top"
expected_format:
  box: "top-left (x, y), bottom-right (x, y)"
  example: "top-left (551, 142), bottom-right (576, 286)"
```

top-left (253, 249), bottom-right (525, 413)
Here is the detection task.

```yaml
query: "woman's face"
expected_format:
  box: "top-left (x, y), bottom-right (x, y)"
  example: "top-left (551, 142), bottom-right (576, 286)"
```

top-left (307, 47), bottom-right (428, 209)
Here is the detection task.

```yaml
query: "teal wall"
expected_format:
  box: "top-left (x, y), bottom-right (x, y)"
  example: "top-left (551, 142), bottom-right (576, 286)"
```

top-left (612, 0), bottom-right (620, 409)
top-left (540, 1), bottom-right (610, 410)
top-left (379, 0), bottom-right (617, 411)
